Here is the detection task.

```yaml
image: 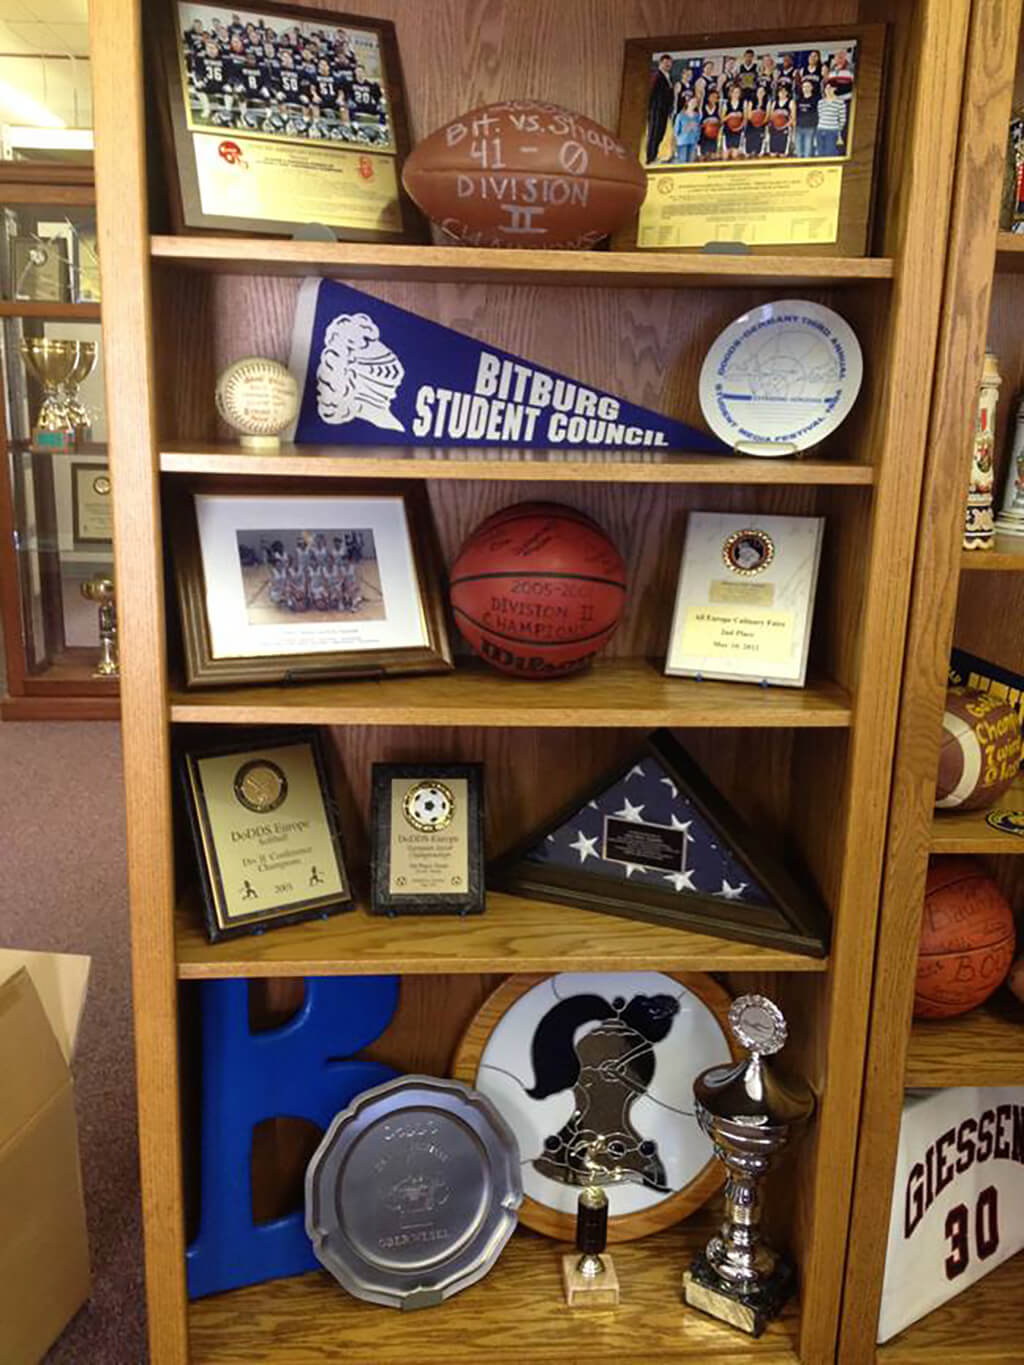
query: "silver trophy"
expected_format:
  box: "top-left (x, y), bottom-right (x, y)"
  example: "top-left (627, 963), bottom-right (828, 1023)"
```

top-left (682, 995), bottom-right (814, 1337)
top-left (995, 392), bottom-right (1024, 537)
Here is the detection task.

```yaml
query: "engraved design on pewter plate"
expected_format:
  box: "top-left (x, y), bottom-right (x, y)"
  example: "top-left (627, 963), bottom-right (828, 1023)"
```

top-left (728, 994), bottom-right (787, 1055)
top-left (338, 1110), bottom-right (489, 1271)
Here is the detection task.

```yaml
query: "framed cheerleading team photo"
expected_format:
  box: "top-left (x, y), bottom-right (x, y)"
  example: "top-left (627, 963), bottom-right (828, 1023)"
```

top-left (169, 482), bottom-right (452, 687)
top-left (152, 0), bottom-right (426, 240)
top-left (615, 24), bottom-right (886, 256)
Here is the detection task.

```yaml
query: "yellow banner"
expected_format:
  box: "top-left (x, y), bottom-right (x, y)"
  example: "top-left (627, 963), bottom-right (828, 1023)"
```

top-left (193, 130), bottom-right (402, 233)
top-left (637, 164), bottom-right (842, 249)
top-left (679, 604), bottom-right (794, 665)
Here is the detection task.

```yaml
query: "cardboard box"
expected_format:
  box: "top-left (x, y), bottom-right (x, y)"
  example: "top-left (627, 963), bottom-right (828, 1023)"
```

top-left (0, 951), bottom-right (91, 1364)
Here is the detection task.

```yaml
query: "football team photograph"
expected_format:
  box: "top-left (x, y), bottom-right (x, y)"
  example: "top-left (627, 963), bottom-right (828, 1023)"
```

top-left (644, 38), bottom-right (857, 166)
top-left (177, 1), bottom-right (394, 147)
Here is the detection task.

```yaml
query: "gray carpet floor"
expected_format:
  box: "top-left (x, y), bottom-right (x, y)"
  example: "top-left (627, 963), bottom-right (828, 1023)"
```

top-left (0, 721), bottom-right (147, 1362)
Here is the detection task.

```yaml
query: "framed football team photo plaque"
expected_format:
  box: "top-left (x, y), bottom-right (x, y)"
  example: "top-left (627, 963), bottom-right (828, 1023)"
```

top-left (169, 482), bottom-right (452, 687)
top-left (614, 25), bottom-right (885, 255)
top-left (153, 0), bottom-right (426, 241)
top-left (180, 729), bottom-right (353, 941)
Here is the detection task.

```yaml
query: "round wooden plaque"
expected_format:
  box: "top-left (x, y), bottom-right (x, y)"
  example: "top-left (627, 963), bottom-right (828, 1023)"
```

top-left (452, 970), bottom-right (739, 1242)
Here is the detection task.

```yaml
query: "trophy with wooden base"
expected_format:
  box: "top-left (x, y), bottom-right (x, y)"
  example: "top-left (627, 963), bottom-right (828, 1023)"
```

top-left (682, 996), bottom-right (814, 1338)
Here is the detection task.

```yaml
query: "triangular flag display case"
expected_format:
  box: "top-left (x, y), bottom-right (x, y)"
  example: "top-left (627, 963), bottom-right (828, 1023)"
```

top-left (490, 729), bottom-right (828, 956)
top-left (92, 1), bottom-right (983, 1363)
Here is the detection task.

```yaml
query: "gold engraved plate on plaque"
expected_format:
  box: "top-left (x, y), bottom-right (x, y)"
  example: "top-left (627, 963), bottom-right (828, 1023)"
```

top-left (679, 605), bottom-right (795, 666)
top-left (637, 165), bottom-right (843, 249)
top-left (389, 777), bottom-right (469, 896)
top-left (709, 580), bottom-right (776, 608)
top-left (196, 743), bottom-right (344, 926)
top-left (192, 132), bottom-right (402, 234)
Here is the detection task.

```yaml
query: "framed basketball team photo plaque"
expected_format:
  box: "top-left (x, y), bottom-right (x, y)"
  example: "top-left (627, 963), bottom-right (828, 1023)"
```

top-left (180, 729), bottom-right (353, 941)
top-left (153, 0), bottom-right (426, 240)
top-left (169, 482), bottom-right (452, 687)
top-left (614, 24), bottom-right (886, 255)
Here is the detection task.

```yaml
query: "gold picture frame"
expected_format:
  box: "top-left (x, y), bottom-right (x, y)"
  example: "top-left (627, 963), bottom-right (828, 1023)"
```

top-left (169, 479), bottom-right (453, 687)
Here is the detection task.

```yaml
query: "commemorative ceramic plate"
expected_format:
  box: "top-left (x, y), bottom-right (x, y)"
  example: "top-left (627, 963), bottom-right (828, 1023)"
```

top-left (452, 971), bottom-right (737, 1242)
top-left (698, 299), bottom-right (863, 456)
top-left (305, 1075), bottom-right (522, 1310)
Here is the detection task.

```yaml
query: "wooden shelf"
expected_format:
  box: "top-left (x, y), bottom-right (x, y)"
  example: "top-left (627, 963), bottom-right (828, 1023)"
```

top-left (995, 229), bottom-right (1024, 270)
top-left (0, 299), bottom-right (100, 319)
top-left (930, 780), bottom-right (1024, 852)
top-left (186, 1218), bottom-right (800, 1364)
top-left (160, 443), bottom-right (875, 486)
top-left (150, 234), bottom-right (894, 289)
top-left (960, 534), bottom-right (1024, 569)
top-left (877, 1246), bottom-right (1024, 1361)
top-left (905, 994), bottom-right (1024, 1086)
top-left (168, 659), bottom-right (853, 729)
top-left (175, 890), bottom-right (828, 979)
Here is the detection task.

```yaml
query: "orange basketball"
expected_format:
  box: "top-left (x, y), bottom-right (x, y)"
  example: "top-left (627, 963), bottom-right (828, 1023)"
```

top-left (913, 857), bottom-right (1016, 1019)
top-left (449, 502), bottom-right (626, 678)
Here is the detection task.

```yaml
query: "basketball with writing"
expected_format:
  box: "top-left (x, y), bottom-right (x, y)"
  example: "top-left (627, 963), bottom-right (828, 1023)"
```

top-left (402, 100), bottom-right (646, 249)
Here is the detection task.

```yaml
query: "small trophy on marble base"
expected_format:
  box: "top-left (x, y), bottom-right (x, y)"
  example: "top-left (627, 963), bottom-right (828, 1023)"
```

top-left (81, 575), bottom-right (118, 678)
top-left (995, 393), bottom-right (1024, 537)
top-left (562, 1184), bottom-right (619, 1308)
top-left (682, 995), bottom-right (814, 1338)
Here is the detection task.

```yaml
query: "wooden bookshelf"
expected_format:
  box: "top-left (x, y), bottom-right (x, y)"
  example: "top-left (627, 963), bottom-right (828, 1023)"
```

top-left (877, 1247), bottom-right (1024, 1361)
top-left (960, 535), bottom-right (1024, 569)
top-left (151, 234), bottom-right (895, 289)
top-left (92, 1), bottom-right (979, 1362)
top-left (187, 1217), bottom-right (801, 1365)
top-left (905, 995), bottom-right (1024, 1085)
top-left (159, 443), bottom-right (876, 485)
top-left (930, 780), bottom-right (1024, 852)
top-left (175, 891), bottom-right (829, 979)
top-left (841, 2), bottom-right (1024, 1360)
top-left (168, 661), bottom-right (853, 728)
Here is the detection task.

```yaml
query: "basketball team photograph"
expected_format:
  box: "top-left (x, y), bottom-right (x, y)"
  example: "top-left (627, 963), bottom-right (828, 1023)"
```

top-left (236, 527), bottom-right (385, 626)
top-left (176, 0), bottom-right (394, 147)
top-left (643, 37), bottom-right (858, 166)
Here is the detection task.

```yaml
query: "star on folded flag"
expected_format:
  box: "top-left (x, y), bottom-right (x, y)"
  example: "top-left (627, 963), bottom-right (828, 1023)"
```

top-left (718, 879), bottom-right (747, 900)
top-left (614, 797), bottom-right (645, 823)
top-left (569, 830), bottom-right (600, 864)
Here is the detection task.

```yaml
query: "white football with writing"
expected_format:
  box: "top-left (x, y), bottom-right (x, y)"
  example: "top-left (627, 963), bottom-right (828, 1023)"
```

top-left (402, 100), bottom-right (646, 249)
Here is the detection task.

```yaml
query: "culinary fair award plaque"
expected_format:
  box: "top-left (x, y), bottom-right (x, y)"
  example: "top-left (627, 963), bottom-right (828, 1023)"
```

top-left (181, 729), bottom-right (353, 941)
top-left (666, 512), bottom-right (824, 687)
top-left (370, 763), bottom-right (484, 916)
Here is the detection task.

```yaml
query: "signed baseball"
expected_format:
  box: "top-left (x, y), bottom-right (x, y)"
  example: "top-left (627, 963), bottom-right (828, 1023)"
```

top-left (215, 357), bottom-right (299, 448)
top-left (402, 100), bottom-right (646, 250)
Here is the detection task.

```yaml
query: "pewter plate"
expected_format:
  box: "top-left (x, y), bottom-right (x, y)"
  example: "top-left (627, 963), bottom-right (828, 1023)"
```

top-left (305, 1075), bottom-right (522, 1310)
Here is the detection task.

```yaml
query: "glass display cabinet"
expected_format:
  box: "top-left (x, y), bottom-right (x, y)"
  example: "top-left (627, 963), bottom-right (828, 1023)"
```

top-left (0, 172), bottom-right (117, 720)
